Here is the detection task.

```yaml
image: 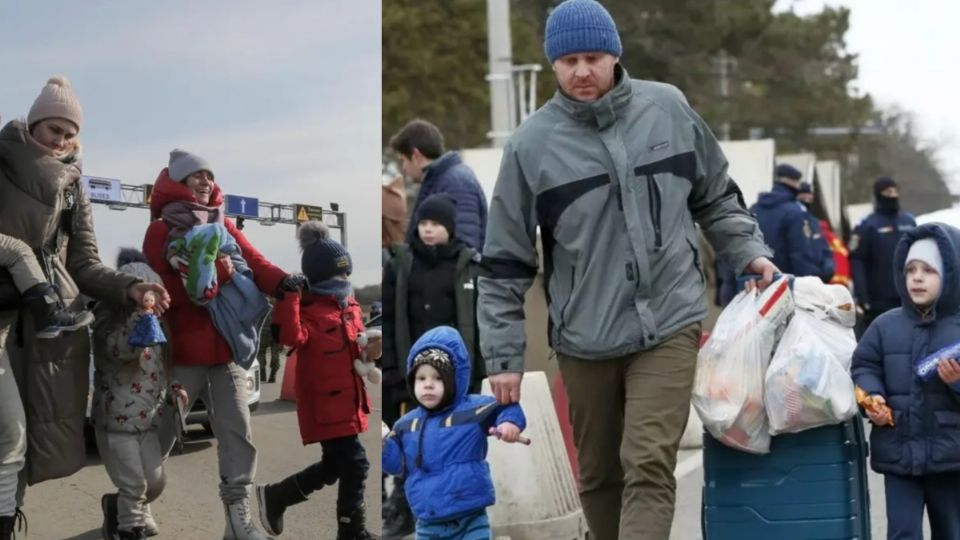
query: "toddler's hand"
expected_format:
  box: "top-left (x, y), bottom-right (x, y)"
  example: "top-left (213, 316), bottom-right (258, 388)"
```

top-left (218, 254), bottom-right (235, 277)
top-left (938, 358), bottom-right (960, 385)
top-left (489, 423), bottom-right (530, 445)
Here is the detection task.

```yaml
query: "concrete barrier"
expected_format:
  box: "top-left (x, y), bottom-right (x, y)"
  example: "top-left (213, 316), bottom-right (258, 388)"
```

top-left (680, 404), bottom-right (705, 449)
top-left (482, 372), bottom-right (588, 540)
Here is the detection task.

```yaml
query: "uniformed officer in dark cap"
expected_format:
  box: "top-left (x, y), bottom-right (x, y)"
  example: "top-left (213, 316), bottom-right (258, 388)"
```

top-left (750, 164), bottom-right (823, 278)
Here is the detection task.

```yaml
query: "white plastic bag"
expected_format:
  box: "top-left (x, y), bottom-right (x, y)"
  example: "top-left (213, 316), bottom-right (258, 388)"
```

top-left (792, 276), bottom-right (857, 328)
top-left (764, 310), bottom-right (857, 435)
top-left (693, 277), bottom-right (794, 454)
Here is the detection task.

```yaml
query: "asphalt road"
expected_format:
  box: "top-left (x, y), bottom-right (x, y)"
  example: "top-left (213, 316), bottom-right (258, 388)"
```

top-left (20, 365), bottom-right (382, 539)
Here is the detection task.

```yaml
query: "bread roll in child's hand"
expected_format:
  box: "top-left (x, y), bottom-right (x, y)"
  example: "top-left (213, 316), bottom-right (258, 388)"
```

top-left (855, 386), bottom-right (894, 426)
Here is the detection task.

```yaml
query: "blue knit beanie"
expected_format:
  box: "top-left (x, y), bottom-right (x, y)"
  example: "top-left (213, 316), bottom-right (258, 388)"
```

top-left (544, 0), bottom-right (622, 63)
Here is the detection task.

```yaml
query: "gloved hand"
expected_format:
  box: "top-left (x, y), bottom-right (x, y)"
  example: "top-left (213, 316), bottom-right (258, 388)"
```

top-left (278, 273), bottom-right (309, 295)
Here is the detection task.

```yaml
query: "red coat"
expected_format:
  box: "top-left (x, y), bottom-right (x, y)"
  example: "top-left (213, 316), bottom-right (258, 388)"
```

top-left (819, 220), bottom-right (852, 287)
top-left (274, 291), bottom-right (370, 444)
top-left (142, 168), bottom-right (286, 366)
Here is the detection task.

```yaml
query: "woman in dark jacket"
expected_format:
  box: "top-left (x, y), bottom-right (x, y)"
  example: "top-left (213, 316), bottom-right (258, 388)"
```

top-left (852, 222), bottom-right (960, 540)
top-left (0, 77), bottom-right (168, 539)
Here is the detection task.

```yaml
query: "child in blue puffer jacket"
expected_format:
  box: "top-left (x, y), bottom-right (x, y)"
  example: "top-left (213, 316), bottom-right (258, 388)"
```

top-left (382, 326), bottom-right (526, 540)
top-left (851, 222), bottom-right (960, 540)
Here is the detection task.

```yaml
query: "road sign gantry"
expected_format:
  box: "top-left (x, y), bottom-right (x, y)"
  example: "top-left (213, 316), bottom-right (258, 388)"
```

top-left (82, 178), bottom-right (347, 246)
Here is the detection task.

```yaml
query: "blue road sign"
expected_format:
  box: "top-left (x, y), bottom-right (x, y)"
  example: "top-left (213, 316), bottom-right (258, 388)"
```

top-left (225, 195), bottom-right (259, 218)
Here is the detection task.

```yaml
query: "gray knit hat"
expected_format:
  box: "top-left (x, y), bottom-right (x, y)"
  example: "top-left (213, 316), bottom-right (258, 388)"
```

top-left (906, 238), bottom-right (944, 277)
top-left (168, 149), bottom-right (214, 182)
top-left (28, 76), bottom-right (83, 130)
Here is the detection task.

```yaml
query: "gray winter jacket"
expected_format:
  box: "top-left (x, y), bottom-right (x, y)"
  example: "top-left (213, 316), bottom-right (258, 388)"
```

top-left (478, 66), bottom-right (771, 374)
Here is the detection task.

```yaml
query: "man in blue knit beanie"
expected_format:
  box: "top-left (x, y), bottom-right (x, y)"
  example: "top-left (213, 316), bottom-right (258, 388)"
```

top-left (478, 1), bottom-right (777, 539)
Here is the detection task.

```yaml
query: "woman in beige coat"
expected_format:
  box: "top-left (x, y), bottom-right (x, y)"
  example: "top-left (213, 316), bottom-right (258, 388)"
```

top-left (0, 76), bottom-right (168, 539)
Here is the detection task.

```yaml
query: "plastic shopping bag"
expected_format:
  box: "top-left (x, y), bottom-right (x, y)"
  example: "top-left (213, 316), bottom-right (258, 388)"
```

top-left (693, 277), bottom-right (794, 454)
top-left (792, 276), bottom-right (857, 328)
top-left (765, 310), bottom-right (857, 435)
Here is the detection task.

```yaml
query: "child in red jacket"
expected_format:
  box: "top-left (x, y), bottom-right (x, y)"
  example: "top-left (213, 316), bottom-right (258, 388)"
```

top-left (256, 221), bottom-right (376, 540)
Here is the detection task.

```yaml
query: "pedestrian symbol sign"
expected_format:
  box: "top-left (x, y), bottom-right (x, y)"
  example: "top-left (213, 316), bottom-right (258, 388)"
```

top-left (295, 204), bottom-right (323, 223)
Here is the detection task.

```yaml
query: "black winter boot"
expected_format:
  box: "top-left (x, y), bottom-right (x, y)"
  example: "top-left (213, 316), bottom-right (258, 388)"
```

top-left (102, 493), bottom-right (119, 540)
top-left (382, 478), bottom-right (415, 539)
top-left (117, 526), bottom-right (147, 540)
top-left (0, 509), bottom-right (26, 540)
top-left (256, 475), bottom-right (309, 536)
top-left (23, 282), bottom-right (94, 339)
top-left (337, 503), bottom-right (379, 540)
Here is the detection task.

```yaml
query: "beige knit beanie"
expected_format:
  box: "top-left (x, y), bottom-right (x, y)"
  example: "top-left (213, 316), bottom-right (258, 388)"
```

top-left (27, 76), bottom-right (83, 131)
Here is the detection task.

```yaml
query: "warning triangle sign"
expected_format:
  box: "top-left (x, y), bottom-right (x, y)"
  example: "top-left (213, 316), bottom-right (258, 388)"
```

top-left (297, 206), bottom-right (309, 222)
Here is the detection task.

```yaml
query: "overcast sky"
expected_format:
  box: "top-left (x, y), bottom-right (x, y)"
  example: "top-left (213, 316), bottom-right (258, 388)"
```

top-left (776, 0), bottom-right (960, 191)
top-left (0, 1), bottom-right (381, 286)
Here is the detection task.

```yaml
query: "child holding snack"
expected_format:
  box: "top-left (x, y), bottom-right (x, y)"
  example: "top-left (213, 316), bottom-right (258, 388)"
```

top-left (851, 222), bottom-right (960, 540)
top-left (383, 325), bottom-right (527, 540)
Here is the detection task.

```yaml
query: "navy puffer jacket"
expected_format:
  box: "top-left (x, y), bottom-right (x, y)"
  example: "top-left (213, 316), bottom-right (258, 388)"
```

top-left (406, 152), bottom-right (488, 251)
top-left (851, 222), bottom-right (960, 476)
top-left (750, 184), bottom-right (821, 278)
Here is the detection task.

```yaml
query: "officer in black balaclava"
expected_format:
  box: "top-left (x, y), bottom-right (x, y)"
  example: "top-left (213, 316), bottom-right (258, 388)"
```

top-left (849, 177), bottom-right (917, 335)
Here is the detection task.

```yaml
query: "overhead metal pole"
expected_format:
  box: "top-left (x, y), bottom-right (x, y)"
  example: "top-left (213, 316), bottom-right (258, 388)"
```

top-left (486, 0), bottom-right (514, 147)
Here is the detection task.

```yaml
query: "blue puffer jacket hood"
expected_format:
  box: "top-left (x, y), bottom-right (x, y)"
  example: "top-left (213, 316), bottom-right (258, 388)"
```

top-left (406, 325), bottom-right (472, 410)
top-left (894, 222), bottom-right (960, 321)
